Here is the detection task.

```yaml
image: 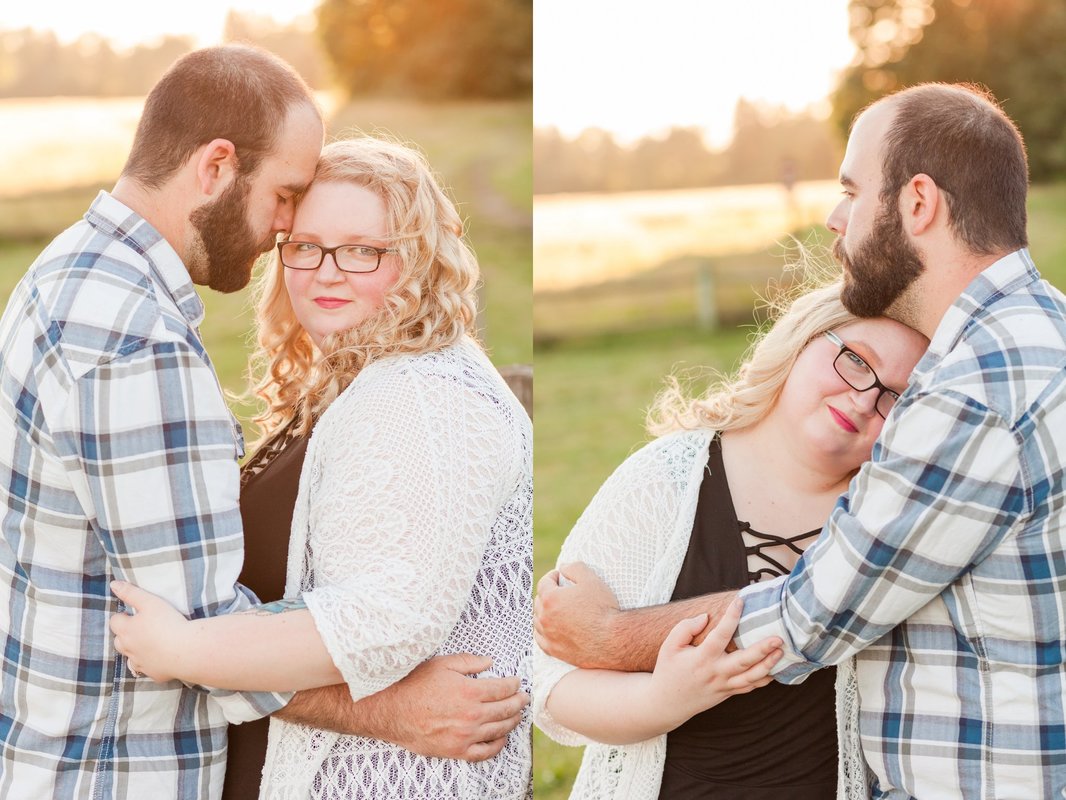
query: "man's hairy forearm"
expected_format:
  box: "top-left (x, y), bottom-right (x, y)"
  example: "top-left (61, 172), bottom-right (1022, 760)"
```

top-left (276, 684), bottom-right (386, 738)
top-left (607, 591), bottom-right (738, 672)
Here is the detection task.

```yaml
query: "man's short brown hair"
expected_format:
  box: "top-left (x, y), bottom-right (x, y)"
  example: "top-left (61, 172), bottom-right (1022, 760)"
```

top-left (122, 45), bottom-right (318, 188)
top-left (875, 83), bottom-right (1028, 256)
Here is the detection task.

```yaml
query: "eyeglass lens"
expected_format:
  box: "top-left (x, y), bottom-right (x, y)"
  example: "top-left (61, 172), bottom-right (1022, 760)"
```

top-left (280, 242), bottom-right (381, 272)
top-left (833, 350), bottom-right (897, 418)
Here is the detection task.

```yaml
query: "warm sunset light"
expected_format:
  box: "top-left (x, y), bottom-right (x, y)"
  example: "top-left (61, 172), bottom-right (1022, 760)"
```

top-left (534, 0), bottom-right (854, 145)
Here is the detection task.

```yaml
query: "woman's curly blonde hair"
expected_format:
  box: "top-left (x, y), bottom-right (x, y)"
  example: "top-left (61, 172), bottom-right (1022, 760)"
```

top-left (647, 265), bottom-right (858, 437)
top-left (247, 134), bottom-right (480, 445)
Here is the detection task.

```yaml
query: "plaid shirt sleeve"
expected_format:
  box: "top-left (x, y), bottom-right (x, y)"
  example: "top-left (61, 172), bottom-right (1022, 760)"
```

top-left (57, 337), bottom-right (289, 721)
top-left (735, 386), bottom-right (1028, 682)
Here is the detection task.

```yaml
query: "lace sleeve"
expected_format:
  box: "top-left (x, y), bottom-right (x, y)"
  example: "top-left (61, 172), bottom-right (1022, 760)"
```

top-left (533, 431), bottom-right (708, 745)
top-left (300, 357), bottom-right (518, 702)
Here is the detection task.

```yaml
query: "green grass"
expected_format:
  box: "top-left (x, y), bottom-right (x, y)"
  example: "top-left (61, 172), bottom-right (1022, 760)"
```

top-left (531, 326), bottom-right (752, 799)
top-left (1027, 182), bottom-right (1066, 288)
top-left (532, 181), bottom-right (1066, 797)
top-left (0, 97), bottom-right (531, 442)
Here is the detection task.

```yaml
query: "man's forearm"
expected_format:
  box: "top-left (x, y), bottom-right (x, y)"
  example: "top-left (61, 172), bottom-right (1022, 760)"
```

top-left (275, 684), bottom-right (384, 737)
top-left (603, 591), bottom-right (738, 672)
top-left (271, 655), bottom-right (528, 763)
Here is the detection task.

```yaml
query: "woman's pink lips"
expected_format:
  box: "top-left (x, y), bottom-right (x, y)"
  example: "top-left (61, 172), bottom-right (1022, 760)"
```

top-left (828, 405), bottom-right (859, 433)
top-left (313, 297), bottom-right (351, 309)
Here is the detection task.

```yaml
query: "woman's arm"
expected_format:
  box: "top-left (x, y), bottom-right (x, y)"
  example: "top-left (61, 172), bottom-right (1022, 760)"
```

top-left (533, 431), bottom-right (712, 745)
top-left (544, 600), bottom-right (782, 745)
top-left (110, 584), bottom-right (342, 691)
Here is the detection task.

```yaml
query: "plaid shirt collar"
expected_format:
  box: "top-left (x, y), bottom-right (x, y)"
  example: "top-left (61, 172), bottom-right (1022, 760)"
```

top-left (915, 247), bottom-right (1038, 379)
top-left (84, 190), bottom-right (206, 328)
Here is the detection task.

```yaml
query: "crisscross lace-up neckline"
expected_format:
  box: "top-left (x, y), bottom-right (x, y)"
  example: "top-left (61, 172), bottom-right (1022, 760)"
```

top-left (740, 522), bottom-right (821, 583)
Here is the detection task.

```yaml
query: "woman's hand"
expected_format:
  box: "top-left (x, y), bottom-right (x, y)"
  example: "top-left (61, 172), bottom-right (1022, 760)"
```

top-left (109, 581), bottom-right (191, 683)
top-left (642, 597), bottom-right (782, 730)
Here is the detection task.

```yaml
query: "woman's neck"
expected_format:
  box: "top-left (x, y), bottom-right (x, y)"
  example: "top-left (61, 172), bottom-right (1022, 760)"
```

top-left (720, 417), bottom-right (854, 533)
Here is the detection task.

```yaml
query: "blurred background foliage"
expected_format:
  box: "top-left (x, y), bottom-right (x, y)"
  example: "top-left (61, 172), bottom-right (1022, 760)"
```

top-left (535, 103), bottom-right (843, 194)
top-left (833, 0), bottom-right (1066, 181)
top-left (0, 1), bottom-right (533, 100)
top-left (0, 12), bottom-right (326, 96)
top-left (318, 0), bottom-right (532, 99)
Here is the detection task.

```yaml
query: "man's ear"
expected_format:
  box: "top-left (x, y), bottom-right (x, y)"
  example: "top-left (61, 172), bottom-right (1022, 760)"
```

top-left (901, 173), bottom-right (941, 236)
top-left (194, 139), bottom-right (238, 197)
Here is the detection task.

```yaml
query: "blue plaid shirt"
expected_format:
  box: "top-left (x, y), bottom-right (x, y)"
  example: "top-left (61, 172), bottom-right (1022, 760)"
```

top-left (737, 249), bottom-right (1066, 799)
top-left (0, 192), bottom-right (287, 799)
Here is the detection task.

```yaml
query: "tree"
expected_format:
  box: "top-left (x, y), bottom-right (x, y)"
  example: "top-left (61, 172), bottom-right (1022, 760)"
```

top-left (833, 0), bottom-right (1066, 180)
top-left (316, 0), bottom-right (532, 99)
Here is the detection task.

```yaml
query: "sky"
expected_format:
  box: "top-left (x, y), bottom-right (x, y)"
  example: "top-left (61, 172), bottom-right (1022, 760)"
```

top-left (534, 0), bottom-right (856, 146)
top-left (4, 0), bottom-right (319, 49)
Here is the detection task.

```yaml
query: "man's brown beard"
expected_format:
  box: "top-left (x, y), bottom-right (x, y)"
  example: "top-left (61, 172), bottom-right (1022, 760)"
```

top-left (188, 175), bottom-right (275, 294)
top-left (834, 199), bottom-right (925, 320)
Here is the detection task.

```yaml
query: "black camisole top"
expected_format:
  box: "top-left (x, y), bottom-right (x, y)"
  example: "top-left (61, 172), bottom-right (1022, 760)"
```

top-left (221, 426), bottom-right (310, 800)
top-left (657, 435), bottom-right (837, 800)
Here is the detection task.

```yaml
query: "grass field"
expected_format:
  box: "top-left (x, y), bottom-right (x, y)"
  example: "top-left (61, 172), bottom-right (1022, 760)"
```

top-left (532, 181), bottom-right (1066, 798)
top-left (0, 96), bottom-right (532, 442)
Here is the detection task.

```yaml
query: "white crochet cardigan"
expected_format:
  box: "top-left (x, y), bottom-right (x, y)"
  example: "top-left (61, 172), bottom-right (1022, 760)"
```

top-left (533, 429), bottom-right (854, 799)
top-left (533, 430), bottom-right (710, 800)
top-left (260, 338), bottom-right (533, 799)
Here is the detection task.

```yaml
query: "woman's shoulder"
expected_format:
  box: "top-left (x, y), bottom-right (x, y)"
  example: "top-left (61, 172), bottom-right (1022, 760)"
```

top-left (621, 428), bottom-right (715, 476)
top-left (357, 337), bottom-right (488, 382)
top-left (581, 428), bottom-right (713, 511)
top-left (319, 338), bottom-right (521, 434)
top-left (351, 338), bottom-right (517, 409)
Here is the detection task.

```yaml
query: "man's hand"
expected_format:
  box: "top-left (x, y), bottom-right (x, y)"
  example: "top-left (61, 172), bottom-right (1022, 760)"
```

top-left (277, 654), bottom-right (527, 762)
top-left (535, 562), bottom-right (742, 673)
top-left (534, 562), bottom-right (622, 669)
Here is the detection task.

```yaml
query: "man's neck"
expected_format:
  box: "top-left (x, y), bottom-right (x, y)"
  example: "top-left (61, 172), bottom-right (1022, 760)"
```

top-left (901, 248), bottom-right (1010, 339)
top-left (111, 177), bottom-right (189, 263)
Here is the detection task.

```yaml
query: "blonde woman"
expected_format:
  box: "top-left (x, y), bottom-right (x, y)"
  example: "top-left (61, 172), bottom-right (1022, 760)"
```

top-left (533, 282), bottom-right (927, 799)
top-left (109, 136), bottom-right (533, 799)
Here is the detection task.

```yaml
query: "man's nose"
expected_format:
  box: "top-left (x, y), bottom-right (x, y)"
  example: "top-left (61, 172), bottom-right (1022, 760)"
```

top-left (273, 202), bottom-right (295, 235)
top-left (826, 201), bottom-right (847, 236)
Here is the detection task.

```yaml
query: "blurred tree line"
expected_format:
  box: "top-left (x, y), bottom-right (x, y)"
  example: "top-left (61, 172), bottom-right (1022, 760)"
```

top-left (0, 31), bottom-right (195, 96)
top-left (534, 101), bottom-right (842, 194)
top-left (833, 0), bottom-right (1066, 181)
top-left (0, 12), bottom-right (327, 97)
top-left (316, 0), bottom-right (532, 99)
top-left (0, 0), bottom-right (531, 101)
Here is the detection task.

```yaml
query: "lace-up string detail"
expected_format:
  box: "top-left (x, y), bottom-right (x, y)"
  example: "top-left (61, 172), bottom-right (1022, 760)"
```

top-left (240, 419), bottom-right (300, 486)
top-left (740, 521), bottom-right (821, 583)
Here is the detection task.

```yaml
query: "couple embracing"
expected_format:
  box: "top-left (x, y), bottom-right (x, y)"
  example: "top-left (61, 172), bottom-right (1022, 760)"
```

top-left (0, 46), bottom-right (532, 799)
top-left (535, 83), bottom-right (1066, 799)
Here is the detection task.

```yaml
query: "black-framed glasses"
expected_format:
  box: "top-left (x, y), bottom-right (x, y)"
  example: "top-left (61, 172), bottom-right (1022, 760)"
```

top-left (824, 330), bottom-right (901, 419)
top-left (277, 241), bottom-right (397, 274)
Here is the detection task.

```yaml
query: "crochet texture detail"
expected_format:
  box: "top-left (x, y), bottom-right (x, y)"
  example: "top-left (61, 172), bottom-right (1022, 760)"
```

top-left (260, 339), bottom-right (533, 799)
